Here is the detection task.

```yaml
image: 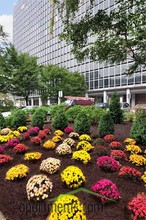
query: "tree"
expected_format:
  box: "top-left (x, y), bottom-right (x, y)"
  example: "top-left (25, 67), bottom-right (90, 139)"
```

top-left (1, 45), bottom-right (40, 105)
top-left (109, 91), bottom-right (123, 124)
top-left (53, 0), bottom-right (146, 75)
top-left (39, 64), bottom-right (87, 104)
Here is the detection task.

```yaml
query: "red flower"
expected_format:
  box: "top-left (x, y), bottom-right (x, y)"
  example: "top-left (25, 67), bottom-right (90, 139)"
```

top-left (0, 154), bottom-right (13, 164)
top-left (30, 136), bottom-right (42, 145)
top-left (104, 134), bottom-right (115, 142)
top-left (118, 166), bottom-right (141, 180)
top-left (13, 144), bottom-right (28, 153)
top-left (109, 141), bottom-right (122, 149)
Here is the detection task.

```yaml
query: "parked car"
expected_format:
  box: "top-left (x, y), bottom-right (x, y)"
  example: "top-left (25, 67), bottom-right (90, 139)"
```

top-left (120, 102), bottom-right (130, 111)
top-left (95, 103), bottom-right (109, 109)
top-left (95, 102), bottom-right (130, 111)
top-left (65, 99), bottom-right (94, 108)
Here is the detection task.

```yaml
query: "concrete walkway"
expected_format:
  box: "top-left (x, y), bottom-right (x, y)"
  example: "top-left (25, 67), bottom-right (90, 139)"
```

top-left (0, 211), bottom-right (6, 220)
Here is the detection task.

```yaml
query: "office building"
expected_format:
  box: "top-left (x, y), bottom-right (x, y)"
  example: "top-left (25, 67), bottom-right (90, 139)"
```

top-left (13, 0), bottom-right (146, 107)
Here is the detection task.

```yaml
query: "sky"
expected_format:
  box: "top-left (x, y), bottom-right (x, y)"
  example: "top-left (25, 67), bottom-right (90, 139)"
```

top-left (0, 0), bottom-right (16, 42)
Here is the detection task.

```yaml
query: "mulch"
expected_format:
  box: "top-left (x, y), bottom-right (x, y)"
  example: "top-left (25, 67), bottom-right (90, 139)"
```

top-left (0, 122), bottom-right (145, 220)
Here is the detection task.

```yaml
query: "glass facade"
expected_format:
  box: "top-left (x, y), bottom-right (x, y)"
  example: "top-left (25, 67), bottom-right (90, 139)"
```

top-left (13, 0), bottom-right (146, 104)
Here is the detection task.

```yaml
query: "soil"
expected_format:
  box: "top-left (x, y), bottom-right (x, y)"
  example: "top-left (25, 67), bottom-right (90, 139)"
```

top-left (0, 122), bottom-right (145, 220)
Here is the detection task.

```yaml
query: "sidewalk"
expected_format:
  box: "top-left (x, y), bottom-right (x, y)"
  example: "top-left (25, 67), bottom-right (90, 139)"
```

top-left (0, 211), bottom-right (6, 220)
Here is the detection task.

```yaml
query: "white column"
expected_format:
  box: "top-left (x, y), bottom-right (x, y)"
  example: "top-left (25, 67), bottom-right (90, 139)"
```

top-left (131, 93), bottom-right (135, 109)
top-left (39, 97), bottom-right (42, 106)
top-left (103, 91), bottom-right (107, 103)
top-left (31, 98), bottom-right (34, 106)
top-left (120, 96), bottom-right (123, 103)
top-left (126, 89), bottom-right (131, 104)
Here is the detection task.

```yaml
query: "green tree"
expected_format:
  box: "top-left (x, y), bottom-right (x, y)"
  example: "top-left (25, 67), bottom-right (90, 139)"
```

top-left (109, 92), bottom-right (123, 124)
top-left (1, 45), bottom-right (39, 105)
top-left (39, 64), bottom-right (87, 104)
top-left (53, 0), bottom-right (146, 74)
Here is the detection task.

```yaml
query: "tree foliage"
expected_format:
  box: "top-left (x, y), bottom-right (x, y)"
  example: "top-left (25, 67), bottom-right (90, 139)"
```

top-left (39, 64), bottom-right (87, 104)
top-left (53, 0), bottom-right (146, 74)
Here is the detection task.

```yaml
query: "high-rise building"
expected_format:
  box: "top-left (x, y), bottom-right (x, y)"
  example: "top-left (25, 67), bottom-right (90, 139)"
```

top-left (13, 0), bottom-right (146, 107)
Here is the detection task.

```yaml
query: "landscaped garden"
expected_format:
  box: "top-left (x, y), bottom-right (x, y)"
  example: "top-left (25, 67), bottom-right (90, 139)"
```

top-left (0, 101), bottom-right (145, 220)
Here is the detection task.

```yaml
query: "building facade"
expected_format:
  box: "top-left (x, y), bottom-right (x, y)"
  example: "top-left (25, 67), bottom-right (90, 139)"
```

top-left (13, 0), bottom-right (146, 108)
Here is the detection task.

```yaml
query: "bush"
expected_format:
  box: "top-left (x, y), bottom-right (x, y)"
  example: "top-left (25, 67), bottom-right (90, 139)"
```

top-left (130, 113), bottom-right (146, 144)
top-left (31, 108), bottom-right (47, 129)
top-left (11, 110), bottom-right (27, 129)
top-left (98, 112), bottom-right (114, 137)
top-left (109, 92), bottom-right (123, 124)
top-left (0, 112), bottom-right (5, 129)
top-left (74, 111), bottom-right (90, 134)
top-left (50, 103), bottom-right (67, 118)
top-left (123, 111), bottom-right (135, 122)
top-left (51, 109), bottom-right (68, 130)
top-left (65, 105), bottom-right (83, 122)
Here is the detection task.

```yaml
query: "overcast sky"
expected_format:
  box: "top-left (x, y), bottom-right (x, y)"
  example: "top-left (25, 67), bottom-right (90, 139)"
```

top-left (0, 0), bottom-right (16, 42)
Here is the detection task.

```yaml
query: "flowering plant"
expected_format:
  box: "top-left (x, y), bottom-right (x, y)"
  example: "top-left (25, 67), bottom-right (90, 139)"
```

top-left (6, 138), bottom-right (20, 148)
top-left (127, 193), bottom-right (146, 220)
top-left (0, 145), bottom-right (4, 153)
top-left (47, 194), bottom-right (86, 220)
top-left (76, 141), bottom-right (93, 152)
top-left (125, 145), bottom-right (142, 154)
top-left (63, 138), bottom-right (75, 146)
top-left (109, 141), bottom-right (122, 149)
top-left (38, 130), bottom-right (47, 139)
top-left (129, 154), bottom-right (146, 166)
top-left (54, 130), bottom-right (64, 136)
top-left (0, 128), bottom-right (11, 135)
top-left (27, 127), bottom-right (39, 136)
top-left (12, 130), bottom-right (21, 137)
top-left (6, 164), bottom-right (29, 180)
top-left (61, 166), bottom-right (85, 189)
top-left (124, 138), bottom-right (136, 145)
top-left (79, 134), bottom-right (91, 142)
top-left (52, 135), bottom-right (62, 143)
top-left (0, 154), bottom-right (13, 165)
top-left (0, 135), bottom-right (10, 143)
top-left (118, 166), bottom-right (141, 180)
top-left (30, 136), bottom-right (42, 145)
top-left (13, 143), bottom-right (28, 153)
top-left (18, 132), bottom-right (30, 141)
top-left (103, 134), bottom-right (115, 142)
top-left (17, 126), bottom-right (27, 133)
top-left (91, 179), bottom-right (121, 204)
top-left (97, 156), bottom-right (120, 172)
top-left (110, 150), bottom-right (128, 161)
top-left (72, 150), bottom-right (91, 164)
top-left (141, 171), bottom-right (146, 183)
top-left (43, 128), bottom-right (51, 135)
top-left (40, 157), bottom-right (61, 174)
top-left (43, 140), bottom-right (56, 149)
top-left (69, 132), bottom-right (79, 139)
top-left (64, 126), bottom-right (74, 134)
top-left (24, 152), bottom-right (42, 160)
top-left (56, 143), bottom-right (72, 155)
top-left (93, 146), bottom-right (109, 156)
top-left (26, 174), bottom-right (53, 201)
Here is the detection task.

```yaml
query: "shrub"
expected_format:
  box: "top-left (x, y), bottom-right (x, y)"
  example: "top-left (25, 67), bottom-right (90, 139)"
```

top-left (13, 144), bottom-right (28, 153)
top-left (50, 103), bottom-right (67, 119)
top-left (30, 136), bottom-right (42, 145)
top-left (65, 105), bottom-right (83, 122)
top-left (61, 166), bottom-right (85, 189)
top-left (79, 134), bottom-right (91, 142)
top-left (31, 108), bottom-right (47, 129)
top-left (98, 112), bottom-right (114, 137)
top-left (72, 150), bottom-right (91, 164)
top-left (93, 146), bottom-right (109, 156)
top-left (0, 112), bottom-right (5, 129)
top-left (74, 111), bottom-right (90, 134)
top-left (109, 91), bottom-right (123, 124)
top-left (97, 156), bottom-right (120, 172)
top-left (76, 141), bottom-right (93, 152)
top-left (93, 138), bottom-right (105, 146)
top-left (43, 140), bottom-right (56, 149)
top-left (47, 195), bottom-right (86, 220)
top-left (110, 150), bottom-right (128, 161)
top-left (118, 166), bottom-right (141, 180)
top-left (11, 109), bottom-right (27, 129)
top-left (24, 152), bottom-right (42, 160)
top-left (26, 174), bottom-right (53, 201)
top-left (0, 154), bottom-right (13, 165)
top-left (130, 113), bottom-right (146, 144)
top-left (123, 111), bottom-right (135, 122)
top-left (56, 143), bottom-right (72, 155)
top-left (40, 157), bottom-right (61, 174)
top-left (91, 179), bottom-right (121, 204)
top-left (6, 164), bottom-right (29, 180)
top-left (127, 193), bottom-right (146, 220)
top-left (52, 109), bottom-right (68, 130)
